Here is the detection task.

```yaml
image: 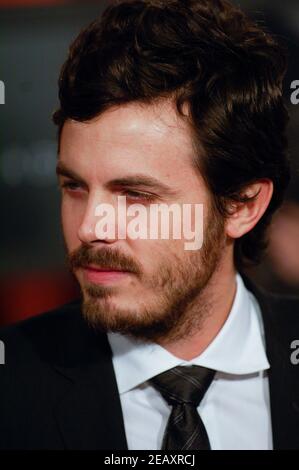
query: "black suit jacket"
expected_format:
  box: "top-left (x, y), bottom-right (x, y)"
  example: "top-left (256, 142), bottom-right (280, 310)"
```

top-left (0, 276), bottom-right (299, 450)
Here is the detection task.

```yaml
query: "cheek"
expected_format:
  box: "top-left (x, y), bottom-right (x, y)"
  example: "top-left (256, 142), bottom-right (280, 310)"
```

top-left (61, 198), bottom-right (84, 249)
top-left (132, 237), bottom-right (186, 274)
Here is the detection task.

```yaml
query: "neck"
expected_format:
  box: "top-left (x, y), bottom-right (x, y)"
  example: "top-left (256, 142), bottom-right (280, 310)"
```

top-left (157, 260), bottom-right (237, 361)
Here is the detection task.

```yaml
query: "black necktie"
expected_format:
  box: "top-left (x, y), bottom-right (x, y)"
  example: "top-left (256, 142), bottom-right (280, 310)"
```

top-left (150, 365), bottom-right (215, 450)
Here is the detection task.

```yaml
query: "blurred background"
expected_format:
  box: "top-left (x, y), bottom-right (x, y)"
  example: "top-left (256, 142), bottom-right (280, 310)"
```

top-left (0, 0), bottom-right (299, 326)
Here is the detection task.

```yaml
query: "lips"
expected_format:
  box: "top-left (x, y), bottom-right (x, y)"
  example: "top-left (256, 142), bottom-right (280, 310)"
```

top-left (81, 265), bottom-right (131, 284)
top-left (84, 264), bottom-right (130, 272)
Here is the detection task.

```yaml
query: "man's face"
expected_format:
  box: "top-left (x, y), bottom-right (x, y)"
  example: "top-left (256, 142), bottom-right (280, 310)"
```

top-left (58, 100), bottom-right (226, 342)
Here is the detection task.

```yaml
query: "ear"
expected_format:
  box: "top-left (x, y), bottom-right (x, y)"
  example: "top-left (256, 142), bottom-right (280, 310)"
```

top-left (225, 179), bottom-right (274, 240)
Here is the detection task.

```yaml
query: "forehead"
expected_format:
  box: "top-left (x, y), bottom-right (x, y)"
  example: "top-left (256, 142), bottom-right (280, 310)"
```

top-left (59, 100), bottom-right (199, 186)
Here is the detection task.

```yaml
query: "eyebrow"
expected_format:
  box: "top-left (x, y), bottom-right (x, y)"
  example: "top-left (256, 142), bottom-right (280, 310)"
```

top-left (56, 161), bottom-right (86, 184)
top-left (106, 175), bottom-right (178, 196)
top-left (56, 161), bottom-right (179, 197)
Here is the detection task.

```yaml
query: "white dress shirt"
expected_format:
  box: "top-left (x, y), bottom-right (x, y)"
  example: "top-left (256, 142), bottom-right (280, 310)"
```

top-left (107, 273), bottom-right (273, 450)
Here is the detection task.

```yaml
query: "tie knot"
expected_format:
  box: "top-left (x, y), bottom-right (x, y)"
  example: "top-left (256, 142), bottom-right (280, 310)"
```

top-left (150, 365), bottom-right (215, 407)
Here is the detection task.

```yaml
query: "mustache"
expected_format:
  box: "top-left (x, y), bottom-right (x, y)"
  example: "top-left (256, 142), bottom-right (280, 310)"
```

top-left (67, 244), bottom-right (142, 275)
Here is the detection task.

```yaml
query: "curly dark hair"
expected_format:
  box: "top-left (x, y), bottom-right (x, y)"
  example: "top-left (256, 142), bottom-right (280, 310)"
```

top-left (53, 0), bottom-right (290, 270)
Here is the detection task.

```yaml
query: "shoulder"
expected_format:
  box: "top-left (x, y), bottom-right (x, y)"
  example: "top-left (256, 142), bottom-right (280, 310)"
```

top-left (0, 299), bottom-right (90, 366)
top-left (243, 274), bottom-right (299, 335)
top-left (0, 299), bottom-right (81, 335)
top-left (260, 290), bottom-right (299, 332)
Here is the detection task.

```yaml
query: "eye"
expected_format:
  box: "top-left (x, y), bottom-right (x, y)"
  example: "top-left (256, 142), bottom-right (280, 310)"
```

top-left (122, 190), bottom-right (156, 202)
top-left (60, 180), bottom-right (84, 192)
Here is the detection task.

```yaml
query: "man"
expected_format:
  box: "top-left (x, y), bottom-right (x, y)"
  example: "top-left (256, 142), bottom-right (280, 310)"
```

top-left (0, 0), bottom-right (299, 450)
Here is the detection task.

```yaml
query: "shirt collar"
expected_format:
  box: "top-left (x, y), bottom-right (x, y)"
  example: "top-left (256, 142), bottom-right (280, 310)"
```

top-left (108, 273), bottom-right (270, 394)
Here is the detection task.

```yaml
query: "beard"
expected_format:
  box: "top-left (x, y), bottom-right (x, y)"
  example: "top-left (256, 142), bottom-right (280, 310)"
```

top-left (66, 205), bottom-right (226, 343)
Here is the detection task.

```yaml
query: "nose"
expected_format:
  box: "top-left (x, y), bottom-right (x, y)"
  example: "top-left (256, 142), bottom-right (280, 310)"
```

top-left (77, 191), bottom-right (118, 245)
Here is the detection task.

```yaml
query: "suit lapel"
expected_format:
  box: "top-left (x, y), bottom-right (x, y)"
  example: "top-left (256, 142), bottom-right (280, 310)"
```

top-left (53, 358), bottom-right (128, 450)
top-left (242, 276), bottom-right (299, 449)
top-left (47, 302), bottom-right (128, 450)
